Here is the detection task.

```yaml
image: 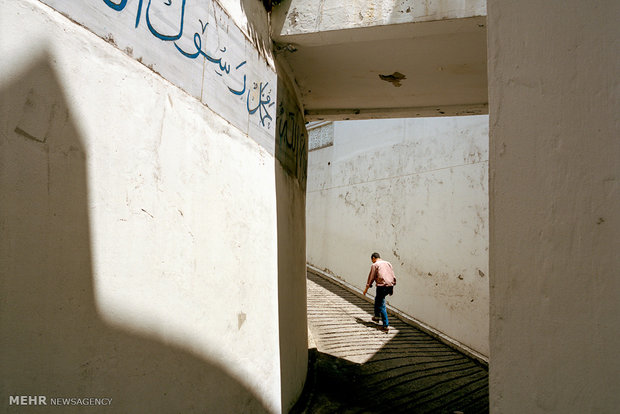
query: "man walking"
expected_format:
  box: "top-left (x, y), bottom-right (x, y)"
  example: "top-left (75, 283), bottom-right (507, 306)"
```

top-left (363, 252), bottom-right (396, 332)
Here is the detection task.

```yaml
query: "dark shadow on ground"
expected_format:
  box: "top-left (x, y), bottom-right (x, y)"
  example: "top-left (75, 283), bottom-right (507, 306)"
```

top-left (291, 271), bottom-right (489, 414)
top-left (0, 53), bottom-right (269, 413)
top-left (354, 316), bottom-right (386, 330)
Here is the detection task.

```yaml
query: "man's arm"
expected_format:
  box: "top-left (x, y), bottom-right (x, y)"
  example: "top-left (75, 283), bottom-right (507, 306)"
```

top-left (363, 265), bottom-right (376, 296)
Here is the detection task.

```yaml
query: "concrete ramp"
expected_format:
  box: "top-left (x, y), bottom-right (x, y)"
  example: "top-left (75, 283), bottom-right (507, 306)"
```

top-left (294, 271), bottom-right (489, 413)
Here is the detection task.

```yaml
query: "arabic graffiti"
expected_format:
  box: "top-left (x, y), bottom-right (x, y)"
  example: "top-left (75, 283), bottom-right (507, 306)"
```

top-left (276, 99), bottom-right (307, 187)
top-left (248, 82), bottom-right (274, 128)
top-left (103, 0), bottom-right (127, 12)
top-left (102, 0), bottom-right (273, 129)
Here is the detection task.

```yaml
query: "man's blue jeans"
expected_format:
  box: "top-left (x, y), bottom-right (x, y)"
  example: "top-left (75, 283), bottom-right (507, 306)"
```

top-left (374, 286), bottom-right (390, 327)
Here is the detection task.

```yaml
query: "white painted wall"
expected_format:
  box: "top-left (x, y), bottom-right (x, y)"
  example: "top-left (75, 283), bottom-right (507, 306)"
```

top-left (276, 162), bottom-right (308, 412)
top-left (274, 62), bottom-right (309, 413)
top-left (488, 1), bottom-right (620, 412)
top-left (306, 116), bottom-right (489, 356)
top-left (0, 0), bottom-right (307, 412)
top-left (38, 0), bottom-right (277, 151)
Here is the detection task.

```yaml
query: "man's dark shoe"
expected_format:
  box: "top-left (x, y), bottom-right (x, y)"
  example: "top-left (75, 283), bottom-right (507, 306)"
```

top-left (380, 326), bottom-right (389, 333)
top-left (372, 316), bottom-right (380, 322)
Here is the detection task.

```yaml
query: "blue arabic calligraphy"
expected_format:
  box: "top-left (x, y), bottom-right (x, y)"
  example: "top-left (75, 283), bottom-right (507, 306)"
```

top-left (102, 0), bottom-right (272, 128)
top-left (103, 0), bottom-right (127, 11)
top-left (247, 82), bottom-right (274, 127)
top-left (146, 0), bottom-right (186, 41)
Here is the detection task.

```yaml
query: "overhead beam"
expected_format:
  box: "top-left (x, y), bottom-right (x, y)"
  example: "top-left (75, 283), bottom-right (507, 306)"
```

top-left (304, 103), bottom-right (488, 121)
top-left (272, 1), bottom-right (488, 121)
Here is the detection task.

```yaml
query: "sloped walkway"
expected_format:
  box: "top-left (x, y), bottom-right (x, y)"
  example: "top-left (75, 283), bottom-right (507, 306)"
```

top-left (292, 271), bottom-right (489, 414)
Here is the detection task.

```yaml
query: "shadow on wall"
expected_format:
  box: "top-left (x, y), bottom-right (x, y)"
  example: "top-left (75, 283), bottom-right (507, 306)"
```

top-left (239, 0), bottom-right (274, 61)
top-left (0, 53), bottom-right (268, 413)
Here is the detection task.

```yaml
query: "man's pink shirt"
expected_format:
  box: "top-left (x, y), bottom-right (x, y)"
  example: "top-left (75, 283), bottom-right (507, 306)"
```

top-left (367, 259), bottom-right (396, 287)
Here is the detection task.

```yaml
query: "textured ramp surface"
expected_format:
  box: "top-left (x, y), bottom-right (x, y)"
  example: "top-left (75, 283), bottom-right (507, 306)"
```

top-left (294, 271), bottom-right (489, 414)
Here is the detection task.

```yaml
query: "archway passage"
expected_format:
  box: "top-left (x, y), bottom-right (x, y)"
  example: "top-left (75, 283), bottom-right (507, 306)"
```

top-left (271, 2), bottom-right (491, 410)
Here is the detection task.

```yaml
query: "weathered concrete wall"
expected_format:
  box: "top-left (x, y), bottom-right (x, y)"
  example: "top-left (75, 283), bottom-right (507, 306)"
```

top-left (275, 162), bottom-right (307, 412)
top-left (275, 61), bottom-right (309, 412)
top-left (488, 0), bottom-right (620, 412)
top-left (1, 0), bottom-right (306, 412)
top-left (306, 116), bottom-right (489, 356)
top-left (36, 0), bottom-right (277, 150)
top-left (273, 0), bottom-right (486, 35)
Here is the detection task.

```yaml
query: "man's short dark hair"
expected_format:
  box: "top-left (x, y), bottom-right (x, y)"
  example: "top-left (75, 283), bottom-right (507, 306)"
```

top-left (371, 252), bottom-right (381, 259)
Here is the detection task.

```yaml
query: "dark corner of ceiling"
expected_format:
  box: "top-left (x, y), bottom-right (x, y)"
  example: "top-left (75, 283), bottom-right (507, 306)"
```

top-left (262, 0), bottom-right (284, 12)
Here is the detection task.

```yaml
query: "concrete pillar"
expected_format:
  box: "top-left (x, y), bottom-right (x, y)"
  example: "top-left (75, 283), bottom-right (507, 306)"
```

top-left (0, 0), bottom-right (308, 412)
top-left (488, 1), bottom-right (620, 411)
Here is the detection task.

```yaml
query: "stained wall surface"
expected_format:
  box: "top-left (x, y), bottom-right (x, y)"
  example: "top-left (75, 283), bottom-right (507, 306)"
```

top-left (1, 0), bottom-right (307, 412)
top-left (306, 116), bottom-right (489, 356)
top-left (487, 1), bottom-right (620, 412)
top-left (275, 64), bottom-right (309, 413)
top-left (272, 0), bottom-right (486, 34)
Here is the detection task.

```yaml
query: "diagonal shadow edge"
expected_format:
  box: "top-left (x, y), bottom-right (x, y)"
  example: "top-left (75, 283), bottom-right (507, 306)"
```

top-left (291, 270), bottom-right (489, 413)
top-left (0, 51), bottom-right (271, 413)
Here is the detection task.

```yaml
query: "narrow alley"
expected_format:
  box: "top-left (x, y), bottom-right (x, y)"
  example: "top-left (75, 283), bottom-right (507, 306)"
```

top-left (3, 1), bottom-right (616, 412)
top-left (293, 271), bottom-right (489, 414)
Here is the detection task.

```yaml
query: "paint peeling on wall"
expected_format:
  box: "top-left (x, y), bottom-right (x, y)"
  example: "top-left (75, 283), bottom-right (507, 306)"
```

top-left (379, 71), bottom-right (406, 87)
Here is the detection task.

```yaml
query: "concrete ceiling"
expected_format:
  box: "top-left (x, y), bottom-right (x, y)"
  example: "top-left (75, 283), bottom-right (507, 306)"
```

top-left (272, 1), bottom-right (488, 121)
